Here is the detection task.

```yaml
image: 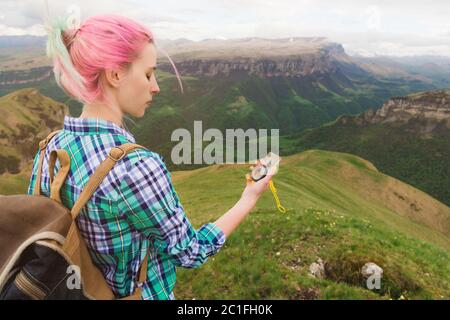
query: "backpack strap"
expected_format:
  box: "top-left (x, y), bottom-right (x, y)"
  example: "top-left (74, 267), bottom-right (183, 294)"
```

top-left (48, 149), bottom-right (71, 205)
top-left (33, 130), bottom-right (62, 196)
top-left (70, 143), bottom-right (148, 220)
top-left (120, 253), bottom-right (149, 300)
top-left (69, 143), bottom-right (150, 299)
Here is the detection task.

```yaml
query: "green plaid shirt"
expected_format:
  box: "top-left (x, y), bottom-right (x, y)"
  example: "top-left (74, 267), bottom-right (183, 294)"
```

top-left (27, 116), bottom-right (226, 300)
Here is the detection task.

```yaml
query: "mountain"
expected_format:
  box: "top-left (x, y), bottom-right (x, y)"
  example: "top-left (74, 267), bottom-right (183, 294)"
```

top-left (352, 55), bottom-right (450, 88)
top-left (2, 37), bottom-right (450, 170)
top-left (0, 35), bottom-right (46, 48)
top-left (128, 39), bottom-right (449, 160)
top-left (113, 39), bottom-right (450, 157)
top-left (157, 37), bottom-right (450, 88)
top-left (0, 66), bottom-right (53, 86)
top-left (0, 88), bottom-right (69, 174)
top-left (2, 37), bottom-right (450, 136)
top-left (0, 36), bottom-right (48, 71)
top-left (281, 90), bottom-right (450, 206)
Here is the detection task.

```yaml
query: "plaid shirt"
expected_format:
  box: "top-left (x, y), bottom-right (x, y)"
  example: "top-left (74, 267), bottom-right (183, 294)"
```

top-left (27, 116), bottom-right (226, 300)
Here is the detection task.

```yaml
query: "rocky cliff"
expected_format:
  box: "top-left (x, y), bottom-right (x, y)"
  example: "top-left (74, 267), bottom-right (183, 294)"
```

top-left (339, 90), bottom-right (450, 134)
top-left (0, 66), bottom-right (52, 86)
top-left (158, 38), bottom-right (350, 78)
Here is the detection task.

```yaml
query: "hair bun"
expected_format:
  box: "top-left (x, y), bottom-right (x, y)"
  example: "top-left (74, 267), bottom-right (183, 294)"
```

top-left (62, 28), bottom-right (80, 49)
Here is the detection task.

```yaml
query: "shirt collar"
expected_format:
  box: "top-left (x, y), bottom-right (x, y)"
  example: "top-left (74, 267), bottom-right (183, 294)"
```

top-left (63, 115), bottom-right (136, 143)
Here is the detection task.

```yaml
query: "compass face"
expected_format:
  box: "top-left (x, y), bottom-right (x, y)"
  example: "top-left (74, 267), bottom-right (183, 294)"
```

top-left (260, 152), bottom-right (280, 175)
top-left (251, 164), bottom-right (268, 182)
top-left (250, 152), bottom-right (281, 182)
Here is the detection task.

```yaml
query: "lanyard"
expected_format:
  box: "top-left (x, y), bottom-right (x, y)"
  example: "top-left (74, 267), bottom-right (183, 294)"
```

top-left (269, 180), bottom-right (286, 213)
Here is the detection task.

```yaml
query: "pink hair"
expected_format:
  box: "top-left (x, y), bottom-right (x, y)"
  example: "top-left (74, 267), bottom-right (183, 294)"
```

top-left (46, 13), bottom-right (183, 104)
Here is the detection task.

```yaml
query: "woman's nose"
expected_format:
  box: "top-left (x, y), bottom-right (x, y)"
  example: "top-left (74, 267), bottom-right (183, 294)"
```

top-left (151, 84), bottom-right (160, 94)
top-left (150, 75), bottom-right (160, 95)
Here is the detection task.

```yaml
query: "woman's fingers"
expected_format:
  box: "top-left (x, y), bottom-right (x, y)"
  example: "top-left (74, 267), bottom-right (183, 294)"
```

top-left (261, 173), bottom-right (274, 186)
top-left (245, 173), bottom-right (253, 185)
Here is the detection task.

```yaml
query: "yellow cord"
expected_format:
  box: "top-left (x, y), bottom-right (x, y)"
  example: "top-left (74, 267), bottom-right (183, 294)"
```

top-left (269, 180), bottom-right (287, 213)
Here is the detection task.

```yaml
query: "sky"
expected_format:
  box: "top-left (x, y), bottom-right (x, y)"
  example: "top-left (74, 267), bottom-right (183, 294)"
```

top-left (0, 0), bottom-right (449, 57)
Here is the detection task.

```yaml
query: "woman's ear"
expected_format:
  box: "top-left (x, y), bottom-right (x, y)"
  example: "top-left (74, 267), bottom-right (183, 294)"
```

top-left (104, 68), bottom-right (122, 88)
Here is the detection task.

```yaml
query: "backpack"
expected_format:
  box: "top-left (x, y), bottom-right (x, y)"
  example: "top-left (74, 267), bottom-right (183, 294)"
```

top-left (0, 130), bottom-right (149, 300)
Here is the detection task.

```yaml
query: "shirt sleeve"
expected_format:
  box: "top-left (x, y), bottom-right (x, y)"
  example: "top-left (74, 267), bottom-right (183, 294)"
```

top-left (117, 154), bottom-right (226, 269)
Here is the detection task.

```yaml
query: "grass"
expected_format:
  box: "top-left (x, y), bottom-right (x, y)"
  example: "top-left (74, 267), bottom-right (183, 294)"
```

top-left (170, 150), bottom-right (449, 299)
top-left (0, 171), bottom-right (30, 194)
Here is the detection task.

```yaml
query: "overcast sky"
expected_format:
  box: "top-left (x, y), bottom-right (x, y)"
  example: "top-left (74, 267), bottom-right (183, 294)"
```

top-left (0, 0), bottom-right (449, 57)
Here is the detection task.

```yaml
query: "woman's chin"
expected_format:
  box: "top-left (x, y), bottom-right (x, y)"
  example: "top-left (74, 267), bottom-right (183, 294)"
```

top-left (133, 108), bottom-right (146, 117)
top-left (137, 110), bottom-right (145, 117)
top-left (128, 105), bottom-right (149, 118)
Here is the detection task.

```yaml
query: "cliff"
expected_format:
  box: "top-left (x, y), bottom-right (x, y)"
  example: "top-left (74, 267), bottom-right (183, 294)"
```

top-left (339, 90), bottom-right (450, 134)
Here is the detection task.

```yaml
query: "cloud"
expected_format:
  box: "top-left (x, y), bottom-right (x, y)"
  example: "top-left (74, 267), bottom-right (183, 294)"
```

top-left (0, 23), bottom-right (44, 35)
top-left (0, 0), bottom-right (449, 56)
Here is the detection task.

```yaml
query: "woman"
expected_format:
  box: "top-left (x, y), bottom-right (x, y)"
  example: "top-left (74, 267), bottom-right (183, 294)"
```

top-left (27, 13), bottom-right (273, 300)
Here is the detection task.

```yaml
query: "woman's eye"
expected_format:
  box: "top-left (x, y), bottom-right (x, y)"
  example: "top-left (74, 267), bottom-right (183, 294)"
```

top-left (146, 74), bottom-right (151, 80)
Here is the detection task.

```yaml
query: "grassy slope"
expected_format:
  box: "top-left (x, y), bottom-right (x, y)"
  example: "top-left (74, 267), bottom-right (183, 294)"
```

top-left (280, 122), bottom-right (450, 207)
top-left (2, 150), bottom-right (449, 299)
top-left (171, 150), bottom-right (449, 300)
top-left (0, 171), bottom-right (30, 194)
top-left (0, 89), bottom-right (69, 173)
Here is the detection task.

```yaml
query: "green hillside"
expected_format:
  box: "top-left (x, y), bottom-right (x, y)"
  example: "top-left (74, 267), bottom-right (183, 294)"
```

top-left (280, 119), bottom-right (450, 207)
top-left (170, 150), bottom-right (449, 300)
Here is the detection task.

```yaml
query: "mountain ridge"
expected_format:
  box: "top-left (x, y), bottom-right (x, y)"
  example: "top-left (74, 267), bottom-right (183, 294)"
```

top-left (282, 89), bottom-right (450, 206)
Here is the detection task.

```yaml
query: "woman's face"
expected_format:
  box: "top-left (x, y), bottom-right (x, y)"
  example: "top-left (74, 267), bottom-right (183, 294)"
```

top-left (117, 42), bottom-right (160, 118)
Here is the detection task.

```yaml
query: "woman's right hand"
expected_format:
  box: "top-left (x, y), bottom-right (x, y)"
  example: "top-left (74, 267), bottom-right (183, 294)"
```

top-left (240, 160), bottom-right (276, 203)
top-left (214, 159), bottom-right (281, 238)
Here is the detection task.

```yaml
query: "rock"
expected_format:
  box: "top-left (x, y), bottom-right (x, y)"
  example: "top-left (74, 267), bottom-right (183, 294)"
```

top-left (361, 262), bottom-right (383, 278)
top-left (309, 258), bottom-right (325, 279)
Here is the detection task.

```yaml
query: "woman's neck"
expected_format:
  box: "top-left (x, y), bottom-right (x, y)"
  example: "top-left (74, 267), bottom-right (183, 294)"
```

top-left (79, 102), bottom-right (124, 128)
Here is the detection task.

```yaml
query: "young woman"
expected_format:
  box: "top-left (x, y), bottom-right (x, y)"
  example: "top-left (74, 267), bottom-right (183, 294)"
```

top-left (27, 13), bottom-right (273, 300)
